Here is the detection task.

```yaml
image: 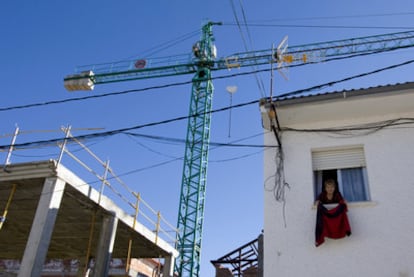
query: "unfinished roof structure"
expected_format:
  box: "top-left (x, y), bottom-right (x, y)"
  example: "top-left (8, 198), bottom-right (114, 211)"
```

top-left (210, 234), bottom-right (263, 277)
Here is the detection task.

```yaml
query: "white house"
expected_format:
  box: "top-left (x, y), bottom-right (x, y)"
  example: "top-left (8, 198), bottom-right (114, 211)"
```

top-left (260, 82), bottom-right (414, 277)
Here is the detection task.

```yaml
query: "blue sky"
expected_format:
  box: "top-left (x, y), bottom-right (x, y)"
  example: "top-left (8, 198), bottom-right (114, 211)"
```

top-left (2, 1), bottom-right (414, 276)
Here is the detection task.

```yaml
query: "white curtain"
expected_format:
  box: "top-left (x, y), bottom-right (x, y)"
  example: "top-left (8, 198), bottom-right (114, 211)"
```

top-left (340, 168), bottom-right (368, 201)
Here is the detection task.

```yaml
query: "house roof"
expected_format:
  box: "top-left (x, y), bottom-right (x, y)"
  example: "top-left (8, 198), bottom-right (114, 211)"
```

top-left (272, 81), bottom-right (414, 107)
top-left (259, 81), bottom-right (414, 128)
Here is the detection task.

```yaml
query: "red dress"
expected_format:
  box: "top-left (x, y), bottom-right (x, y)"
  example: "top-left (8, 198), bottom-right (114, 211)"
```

top-left (315, 191), bottom-right (351, 247)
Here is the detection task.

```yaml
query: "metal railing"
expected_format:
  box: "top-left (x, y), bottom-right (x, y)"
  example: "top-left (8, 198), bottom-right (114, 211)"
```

top-left (1, 126), bottom-right (178, 247)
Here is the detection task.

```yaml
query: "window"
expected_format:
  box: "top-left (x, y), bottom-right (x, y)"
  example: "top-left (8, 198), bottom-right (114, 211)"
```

top-left (312, 146), bottom-right (370, 202)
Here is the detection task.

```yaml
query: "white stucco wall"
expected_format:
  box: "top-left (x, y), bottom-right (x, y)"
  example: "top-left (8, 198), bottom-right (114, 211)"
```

top-left (263, 89), bottom-right (414, 277)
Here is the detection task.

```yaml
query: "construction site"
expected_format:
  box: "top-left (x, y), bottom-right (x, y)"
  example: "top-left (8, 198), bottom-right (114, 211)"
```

top-left (0, 128), bottom-right (178, 276)
top-left (2, 3), bottom-right (414, 276)
top-left (0, 125), bottom-right (262, 277)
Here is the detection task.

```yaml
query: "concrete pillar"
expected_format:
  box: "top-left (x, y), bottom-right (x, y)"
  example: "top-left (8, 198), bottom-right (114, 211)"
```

top-left (18, 177), bottom-right (66, 277)
top-left (162, 253), bottom-right (175, 277)
top-left (91, 212), bottom-right (118, 277)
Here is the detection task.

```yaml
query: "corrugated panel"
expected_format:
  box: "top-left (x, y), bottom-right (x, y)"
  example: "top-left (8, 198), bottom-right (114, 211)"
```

top-left (312, 146), bottom-right (365, 170)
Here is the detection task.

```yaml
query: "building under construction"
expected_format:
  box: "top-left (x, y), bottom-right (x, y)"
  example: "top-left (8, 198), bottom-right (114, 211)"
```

top-left (0, 127), bottom-right (178, 277)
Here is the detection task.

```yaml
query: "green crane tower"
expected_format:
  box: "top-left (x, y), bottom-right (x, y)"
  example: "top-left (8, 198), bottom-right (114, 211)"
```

top-left (174, 21), bottom-right (221, 277)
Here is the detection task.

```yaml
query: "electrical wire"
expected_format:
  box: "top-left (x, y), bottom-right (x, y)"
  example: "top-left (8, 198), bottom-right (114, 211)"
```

top-left (0, 79), bottom-right (193, 112)
top-left (223, 22), bottom-right (414, 30)
top-left (2, 51), bottom-right (414, 189)
top-left (2, 46), bottom-right (413, 113)
top-left (210, 149), bottom-right (263, 163)
top-left (282, 118), bottom-right (414, 137)
top-left (125, 133), bottom-right (183, 160)
top-left (0, 131), bottom-right (267, 207)
top-left (246, 12), bottom-right (414, 23)
top-left (273, 58), bottom-right (414, 100)
top-left (263, 143), bottom-right (290, 227)
top-left (103, 132), bottom-right (267, 179)
top-left (264, 118), bottom-right (414, 228)
top-left (2, 58), bottom-right (414, 152)
top-left (229, 0), bottom-right (267, 98)
top-left (0, 128), bottom-right (276, 152)
top-left (127, 130), bottom-right (266, 162)
top-left (4, 119), bottom-right (414, 206)
top-left (125, 132), bottom-right (275, 148)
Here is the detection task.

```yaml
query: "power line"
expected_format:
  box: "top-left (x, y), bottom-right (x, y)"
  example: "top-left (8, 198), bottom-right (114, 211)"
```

top-left (4, 118), bottom-right (414, 205)
top-left (124, 132), bottom-right (272, 148)
top-left (229, 0), bottom-right (267, 98)
top-left (223, 22), bottom-right (414, 30)
top-left (98, 132), bottom-right (266, 180)
top-left (272, 58), bottom-right (414, 100)
top-left (2, 58), bottom-right (414, 152)
top-left (2, 47), bottom-right (413, 113)
top-left (0, 129), bottom-right (276, 151)
top-left (247, 12), bottom-right (414, 23)
top-left (282, 118), bottom-right (414, 134)
top-left (0, 79), bottom-right (193, 112)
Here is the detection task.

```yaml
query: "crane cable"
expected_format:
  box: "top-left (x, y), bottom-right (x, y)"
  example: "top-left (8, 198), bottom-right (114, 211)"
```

top-left (127, 29), bottom-right (200, 60)
top-left (0, 184), bottom-right (17, 230)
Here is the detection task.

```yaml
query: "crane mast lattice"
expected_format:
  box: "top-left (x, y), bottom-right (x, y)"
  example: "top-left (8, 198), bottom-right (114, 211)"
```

top-left (64, 25), bottom-right (414, 277)
top-left (175, 21), bottom-right (220, 277)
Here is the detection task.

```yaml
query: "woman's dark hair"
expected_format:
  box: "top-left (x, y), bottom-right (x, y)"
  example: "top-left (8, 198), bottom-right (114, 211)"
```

top-left (323, 179), bottom-right (337, 190)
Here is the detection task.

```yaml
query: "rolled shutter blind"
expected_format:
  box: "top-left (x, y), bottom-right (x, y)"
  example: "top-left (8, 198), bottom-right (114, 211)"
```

top-left (312, 146), bottom-right (365, 170)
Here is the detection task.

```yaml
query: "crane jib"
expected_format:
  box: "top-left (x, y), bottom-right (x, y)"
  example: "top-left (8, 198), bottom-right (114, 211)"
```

top-left (64, 30), bottom-right (414, 91)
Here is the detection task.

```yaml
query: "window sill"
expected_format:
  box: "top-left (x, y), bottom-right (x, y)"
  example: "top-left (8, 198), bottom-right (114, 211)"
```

top-left (347, 201), bottom-right (377, 208)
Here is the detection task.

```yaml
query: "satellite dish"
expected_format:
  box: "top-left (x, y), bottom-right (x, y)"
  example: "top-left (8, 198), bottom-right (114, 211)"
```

top-left (226, 86), bottom-right (238, 94)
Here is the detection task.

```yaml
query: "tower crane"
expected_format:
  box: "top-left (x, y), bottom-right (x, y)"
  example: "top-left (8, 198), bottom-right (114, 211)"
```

top-left (64, 24), bottom-right (414, 276)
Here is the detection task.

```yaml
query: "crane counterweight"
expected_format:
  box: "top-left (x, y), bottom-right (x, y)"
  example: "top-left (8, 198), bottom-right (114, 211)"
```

top-left (64, 71), bottom-right (95, 91)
